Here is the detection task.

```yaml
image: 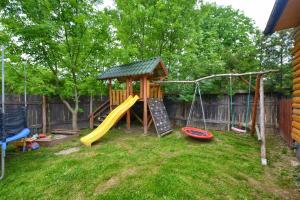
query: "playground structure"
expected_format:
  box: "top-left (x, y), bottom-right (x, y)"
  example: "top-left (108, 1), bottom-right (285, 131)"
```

top-left (0, 46), bottom-right (30, 179)
top-left (83, 54), bottom-right (276, 165)
top-left (82, 55), bottom-right (277, 165)
top-left (82, 57), bottom-right (172, 146)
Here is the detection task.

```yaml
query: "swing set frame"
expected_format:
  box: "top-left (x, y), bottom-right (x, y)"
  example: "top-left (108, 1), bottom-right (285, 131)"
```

top-left (156, 70), bottom-right (278, 165)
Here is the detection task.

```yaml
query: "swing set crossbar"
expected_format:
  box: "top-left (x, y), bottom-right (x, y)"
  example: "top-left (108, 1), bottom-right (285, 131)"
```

top-left (155, 70), bottom-right (278, 84)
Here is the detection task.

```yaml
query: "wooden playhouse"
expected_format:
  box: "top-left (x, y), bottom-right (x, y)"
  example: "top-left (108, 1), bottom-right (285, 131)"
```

top-left (90, 57), bottom-right (172, 136)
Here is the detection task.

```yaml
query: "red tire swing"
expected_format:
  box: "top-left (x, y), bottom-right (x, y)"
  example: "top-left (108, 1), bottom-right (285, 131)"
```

top-left (182, 82), bottom-right (213, 140)
top-left (181, 127), bottom-right (213, 140)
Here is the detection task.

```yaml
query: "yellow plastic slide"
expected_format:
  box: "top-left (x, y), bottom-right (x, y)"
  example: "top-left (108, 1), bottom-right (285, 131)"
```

top-left (80, 95), bottom-right (139, 146)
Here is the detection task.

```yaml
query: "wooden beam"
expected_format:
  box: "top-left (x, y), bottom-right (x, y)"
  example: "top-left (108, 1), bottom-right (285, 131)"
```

top-left (148, 117), bottom-right (153, 129)
top-left (132, 110), bottom-right (143, 125)
top-left (250, 75), bottom-right (262, 135)
top-left (143, 76), bottom-right (148, 134)
top-left (237, 76), bottom-right (255, 90)
top-left (155, 70), bottom-right (278, 84)
top-left (259, 77), bottom-right (267, 165)
top-left (42, 95), bottom-right (47, 133)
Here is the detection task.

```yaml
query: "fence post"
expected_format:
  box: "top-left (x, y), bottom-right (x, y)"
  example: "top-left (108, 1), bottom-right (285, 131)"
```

top-left (89, 95), bottom-right (93, 129)
top-left (42, 95), bottom-right (47, 133)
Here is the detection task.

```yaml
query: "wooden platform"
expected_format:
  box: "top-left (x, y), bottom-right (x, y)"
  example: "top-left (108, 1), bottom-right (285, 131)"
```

top-left (35, 134), bottom-right (78, 147)
top-left (51, 129), bottom-right (80, 135)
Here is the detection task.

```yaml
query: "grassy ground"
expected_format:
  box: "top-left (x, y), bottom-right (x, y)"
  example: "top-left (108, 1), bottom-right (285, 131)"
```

top-left (0, 127), bottom-right (299, 200)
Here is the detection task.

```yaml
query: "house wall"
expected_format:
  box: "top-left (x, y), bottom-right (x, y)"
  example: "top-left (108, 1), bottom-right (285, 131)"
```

top-left (292, 27), bottom-right (300, 143)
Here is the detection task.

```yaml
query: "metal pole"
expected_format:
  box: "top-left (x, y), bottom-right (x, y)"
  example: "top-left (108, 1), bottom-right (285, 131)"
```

top-left (1, 46), bottom-right (4, 113)
top-left (0, 153), bottom-right (4, 180)
top-left (24, 64), bottom-right (27, 108)
top-left (1, 46), bottom-right (5, 180)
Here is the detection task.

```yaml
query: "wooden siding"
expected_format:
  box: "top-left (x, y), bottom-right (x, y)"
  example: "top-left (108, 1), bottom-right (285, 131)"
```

top-left (292, 27), bottom-right (300, 143)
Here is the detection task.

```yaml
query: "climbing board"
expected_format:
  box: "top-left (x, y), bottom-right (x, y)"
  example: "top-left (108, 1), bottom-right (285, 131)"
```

top-left (148, 98), bottom-right (172, 136)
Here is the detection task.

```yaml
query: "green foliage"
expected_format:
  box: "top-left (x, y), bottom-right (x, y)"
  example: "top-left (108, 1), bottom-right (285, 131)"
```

top-left (1, 0), bottom-right (111, 97)
top-left (0, 1), bottom-right (293, 101)
top-left (257, 30), bottom-right (293, 95)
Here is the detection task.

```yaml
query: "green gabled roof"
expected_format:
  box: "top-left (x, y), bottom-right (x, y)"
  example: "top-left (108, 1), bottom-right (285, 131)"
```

top-left (98, 57), bottom-right (167, 80)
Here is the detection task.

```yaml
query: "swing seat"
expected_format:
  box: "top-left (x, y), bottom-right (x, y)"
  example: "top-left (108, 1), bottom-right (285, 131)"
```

top-left (231, 126), bottom-right (246, 133)
top-left (181, 127), bottom-right (213, 140)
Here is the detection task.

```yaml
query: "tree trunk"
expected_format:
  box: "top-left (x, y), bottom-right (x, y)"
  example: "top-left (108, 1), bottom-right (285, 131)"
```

top-left (60, 96), bottom-right (79, 131)
top-left (72, 110), bottom-right (78, 130)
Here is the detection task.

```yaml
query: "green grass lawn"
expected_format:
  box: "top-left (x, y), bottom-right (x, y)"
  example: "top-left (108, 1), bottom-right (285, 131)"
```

top-left (0, 127), bottom-right (299, 200)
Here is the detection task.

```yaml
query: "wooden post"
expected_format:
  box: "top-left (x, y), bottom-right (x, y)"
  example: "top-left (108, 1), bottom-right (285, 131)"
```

top-left (147, 80), bottom-right (150, 98)
top-left (143, 76), bottom-right (148, 134)
top-left (259, 76), bottom-right (267, 165)
top-left (250, 75), bottom-right (261, 135)
top-left (126, 77), bottom-right (132, 129)
top-left (140, 78), bottom-right (143, 98)
top-left (109, 79), bottom-right (112, 111)
top-left (89, 95), bottom-right (93, 129)
top-left (42, 95), bottom-right (47, 133)
top-left (130, 77), bottom-right (133, 95)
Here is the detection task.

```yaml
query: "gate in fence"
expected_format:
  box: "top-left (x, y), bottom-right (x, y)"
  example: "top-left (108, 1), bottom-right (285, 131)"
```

top-left (278, 98), bottom-right (293, 147)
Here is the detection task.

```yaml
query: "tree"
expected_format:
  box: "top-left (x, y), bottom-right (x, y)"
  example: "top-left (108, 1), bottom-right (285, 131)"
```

top-left (167, 3), bottom-right (260, 98)
top-left (108, 2), bottom-right (260, 100)
top-left (111, 0), bottom-right (197, 67)
top-left (257, 30), bottom-right (293, 94)
top-left (1, 0), bottom-right (111, 129)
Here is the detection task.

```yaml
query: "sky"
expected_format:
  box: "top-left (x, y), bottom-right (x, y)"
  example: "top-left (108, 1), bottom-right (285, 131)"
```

top-left (205, 0), bottom-right (276, 30)
top-left (101, 0), bottom-right (276, 31)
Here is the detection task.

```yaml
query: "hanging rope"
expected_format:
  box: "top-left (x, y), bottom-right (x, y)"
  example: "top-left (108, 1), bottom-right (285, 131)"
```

top-left (197, 82), bottom-right (207, 130)
top-left (245, 75), bottom-right (252, 129)
top-left (186, 83), bottom-right (197, 127)
top-left (186, 83), bottom-right (207, 130)
top-left (229, 75), bottom-right (233, 127)
top-left (229, 74), bottom-right (252, 133)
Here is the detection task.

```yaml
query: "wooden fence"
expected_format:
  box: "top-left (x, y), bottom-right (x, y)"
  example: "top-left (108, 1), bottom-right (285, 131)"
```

top-left (165, 93), bottom-right (280, 133)
top-left (0, 95), bottom-right (107, 134)
top-left (0, 93), bottom-right (288, 137)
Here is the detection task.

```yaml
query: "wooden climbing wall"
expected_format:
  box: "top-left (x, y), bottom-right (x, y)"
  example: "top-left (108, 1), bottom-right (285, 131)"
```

top-left (148, 98), bottom-right (172, 136)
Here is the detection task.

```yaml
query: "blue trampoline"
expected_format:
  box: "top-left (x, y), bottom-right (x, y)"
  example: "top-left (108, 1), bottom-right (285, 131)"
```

top-left (0, 46), bottom-right (30, 180)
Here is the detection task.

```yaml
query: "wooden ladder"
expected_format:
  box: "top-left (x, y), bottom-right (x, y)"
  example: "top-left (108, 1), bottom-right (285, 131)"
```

top-left (89, 100), bottom-right (110, 128)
